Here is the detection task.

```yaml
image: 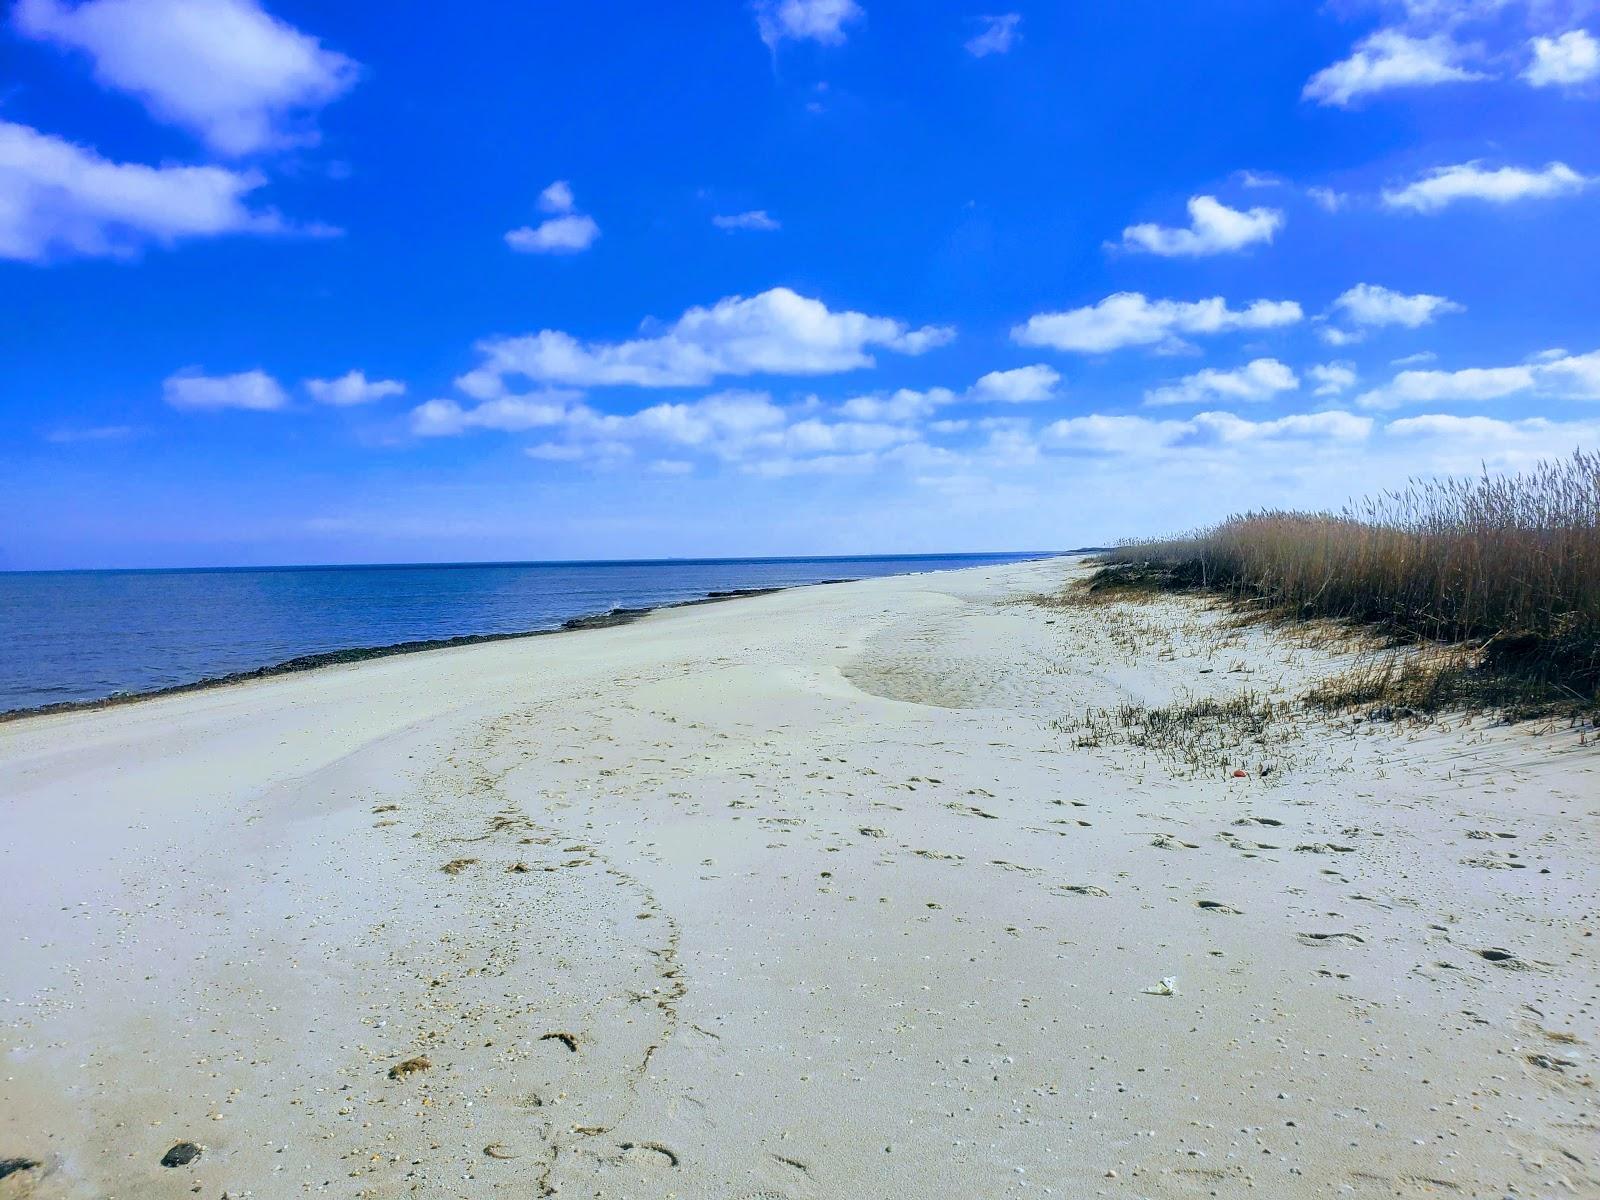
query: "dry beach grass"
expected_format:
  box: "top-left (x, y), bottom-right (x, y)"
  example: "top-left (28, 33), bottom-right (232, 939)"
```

top-left (1096, 450), bottom-right (1600, 718)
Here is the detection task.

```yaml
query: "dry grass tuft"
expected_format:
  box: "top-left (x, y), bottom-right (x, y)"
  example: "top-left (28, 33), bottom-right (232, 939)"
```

top-left (1098, 451), bottom-right (1600, 716)
top-left (1054, 690), bottom-right (1297, 777)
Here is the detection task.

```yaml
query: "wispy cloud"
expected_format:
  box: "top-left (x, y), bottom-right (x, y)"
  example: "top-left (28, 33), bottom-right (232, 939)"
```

top-left (965, 13), bottom-right (1021, 57)
top-left (1319, 283), bottom-right (1463, 343)
top-left (712, 209), bottom-right (781, 231)
top-left (754, 0), bottom-right (863, 49)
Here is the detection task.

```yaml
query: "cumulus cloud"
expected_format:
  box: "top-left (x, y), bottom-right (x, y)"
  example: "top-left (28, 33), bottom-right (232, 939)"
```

top-left (506, 214), bottom-right (600, 254)
top-left (970, 364), bottom-right (1060, 403)
top-left (1144, 358), bottom-right (1299, 407)
top-left (1044, 409), bottom-right (1372, 455)
top-left (1303, 29), bottom-right (1485, 106)
top-left (164, 368), bottom-right (288, 412)
top-left (458, 288), bottom-right (955, 392)
top-left (754, 0), bottom-right (863, 48)
top-left (1116, 195), bottom-right (1284, 257)
top-left (1309, 362), bottom-right (1359, 396)
top-left (539, 180), bottom-right (575, 214)
top-left (1382, 161), bottom-right (1589, 211)
top-left (0, 119), bottom-right (303, 262)
top-left (1011, 292), bottom-right (1303, 354)
top-left (1524, 30), bottom-right (1600, 86)
top-left (506, 181), bottom-right (600, 253)
top-left (12, 0), bottom-right (358, 156)
top-left (410, 392), bottom-right (580, 436)
top-left (965, 13), bottom-right (1021, 57)
top-left (304, 370), bottom-right (406, 406)
top-left (1333, 282), bottom-right (1463, 327)
top-left (713, 210), bottom-right (781, 231)
top-left (1355, 349), bottom-right (1600, 409)
top-left (1319, 283), bottom-right (1463, 343)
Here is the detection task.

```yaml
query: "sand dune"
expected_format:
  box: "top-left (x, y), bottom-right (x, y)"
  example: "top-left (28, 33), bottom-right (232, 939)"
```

top-left (2, 558), bottom-right (1596, 1198)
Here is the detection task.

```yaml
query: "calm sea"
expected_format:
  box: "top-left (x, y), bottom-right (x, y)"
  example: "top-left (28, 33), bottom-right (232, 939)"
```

top-left (0, 553), bottom-right (1048, 714)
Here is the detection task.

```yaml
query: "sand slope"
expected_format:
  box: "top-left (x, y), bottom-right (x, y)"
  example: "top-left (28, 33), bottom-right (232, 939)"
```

top-left (2, 558), bottom-right (1596, 1198)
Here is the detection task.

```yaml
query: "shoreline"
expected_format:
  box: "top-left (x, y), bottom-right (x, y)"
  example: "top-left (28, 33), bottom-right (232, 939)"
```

top-left (2, 556), bottom-right (1593, 1199)
top-left (0, 581), bottom-right (824, 724)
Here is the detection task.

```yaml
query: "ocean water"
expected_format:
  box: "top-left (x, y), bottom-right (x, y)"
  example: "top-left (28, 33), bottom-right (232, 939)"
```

top-left (0, 553), bottom-right (1048, 714)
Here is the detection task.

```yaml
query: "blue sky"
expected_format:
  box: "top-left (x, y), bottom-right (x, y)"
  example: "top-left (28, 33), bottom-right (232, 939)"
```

top-left (3, 0), bottom-right (1598, 568)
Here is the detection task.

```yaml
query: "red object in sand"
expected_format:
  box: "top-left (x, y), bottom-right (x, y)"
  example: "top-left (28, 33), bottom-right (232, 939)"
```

top-left (1231, 769), bottom-right (1248, 778)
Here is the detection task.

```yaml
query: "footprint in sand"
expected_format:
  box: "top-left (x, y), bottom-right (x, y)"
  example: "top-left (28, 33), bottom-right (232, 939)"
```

top-left (1151, 834), bottom-right (1199, 850)
top-left (1196, 899), bottom-right (1242, 914)
top-left (618, 1141), bottom-right (680, 1168)
top-left (1297, 931), bottom-right (1365, 946)
top-left (1056, 884), bottom-right (1109, 897)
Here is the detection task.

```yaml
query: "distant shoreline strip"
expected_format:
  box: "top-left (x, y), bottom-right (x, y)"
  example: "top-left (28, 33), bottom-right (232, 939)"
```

top-left (0, 582), bottom-right (834, 724)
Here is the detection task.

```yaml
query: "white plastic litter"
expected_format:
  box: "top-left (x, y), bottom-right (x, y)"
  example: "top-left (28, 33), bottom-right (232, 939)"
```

top-left (1141, 977), bottom-right (1179, 996)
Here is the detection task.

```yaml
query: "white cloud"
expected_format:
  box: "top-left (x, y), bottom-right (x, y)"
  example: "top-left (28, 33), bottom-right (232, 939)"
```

top-left (1303, 29), bottom-right (1486, 106)
top-left (970, 364), bottom-right (1060, 403)
top-left (1357, 349), bottom-right (1600, 409)
top-left (1117, 195), bottom-right (1284, 257)
top-left (1524, 30), bottom-right (1600, 86)
top-left (507, 183), bottom-right (600, 253)
top-left (1012, 292), bottom-right (1303, 354)
top-left (1309, 362), bottom-right (1358, 396)
top-left (1391, 350), bottom-right (1438, 366)
top-left (1382, 161), bottom-right (1589, 211)
top-left (164, 368), bottom-right (288, 412)
top-left (0, 119), bottom-right (299, 262)
top-left (838, 387), bottom-right (956, 422)
top-left (539, 180), bottom-right (575, 214)
top-left (965, 13), bottom-right (1021, 57)
top-left (1540, 349), bottom-right (1600, 398)
top-left (506, 213), bottom-right (600, 254)
top-left (12, 0), bottom-right (358, 156)
top-left (755, 0), bottom-right (863, 48)
top-left (1308, 186), bottom-right (1349, 212)
top-left (410, 392), bottom-right (580, 437)
top-left (304, 370), bottom-right (405, 406)
top-left (1043, 409), bottom-right (1372, 455)
top-left (1332, 282), bottom-right (1464, 328)
top-left (1356, 365), bottom-right (1536, 408)
top-left (713, 209), bottom-right (781, 231)
top-left (459, 287), bottom-right (954, 391)
top-left (1145, 358), bottom-right (1299, 407)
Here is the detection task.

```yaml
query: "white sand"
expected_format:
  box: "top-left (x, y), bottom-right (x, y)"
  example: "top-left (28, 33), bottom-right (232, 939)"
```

top-left (2, 557), bottom-right (1596, 1199)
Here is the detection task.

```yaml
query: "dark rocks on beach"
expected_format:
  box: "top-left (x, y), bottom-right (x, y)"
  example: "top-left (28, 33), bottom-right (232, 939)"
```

top-left (0, 1158), bottom-right (42, 1181)
top-left (160, 1142), bottom-right (202, 1167)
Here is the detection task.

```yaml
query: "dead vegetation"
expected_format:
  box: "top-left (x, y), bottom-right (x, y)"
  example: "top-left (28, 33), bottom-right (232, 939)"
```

top-left (1094, 451), bottom-right (1600, 718)
top-left (1053, 690), bottom-right (1298, 777)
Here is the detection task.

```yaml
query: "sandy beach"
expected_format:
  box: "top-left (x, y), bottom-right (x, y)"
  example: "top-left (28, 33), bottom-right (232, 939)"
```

top-left (2, 556), bottom-right (1596, 1199)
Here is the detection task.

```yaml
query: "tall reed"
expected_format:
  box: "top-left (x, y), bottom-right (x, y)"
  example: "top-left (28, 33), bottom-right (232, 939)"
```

top-left (1100, 450), bottom-right (1600, 708)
